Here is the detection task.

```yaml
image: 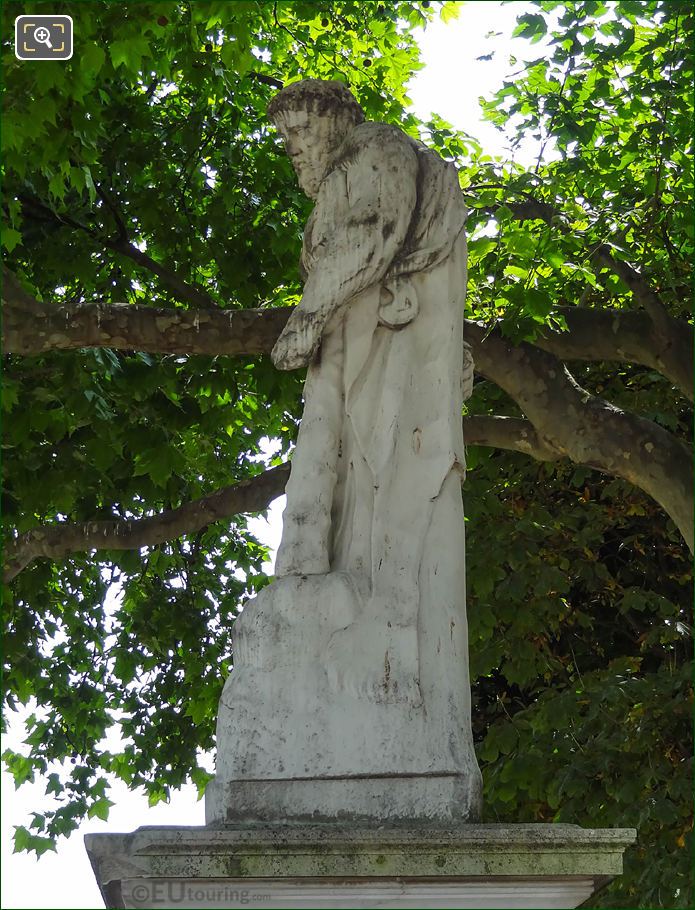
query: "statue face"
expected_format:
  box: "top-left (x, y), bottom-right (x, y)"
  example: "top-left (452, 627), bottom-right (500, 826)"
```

top-left (276, 110), bottom-right (347, 200)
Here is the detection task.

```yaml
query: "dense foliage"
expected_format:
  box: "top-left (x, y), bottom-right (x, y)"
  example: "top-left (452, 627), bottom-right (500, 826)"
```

top-left (2, 1), bottom-right (692, 907)
top-left (462, 4), bottom-right (693, 906)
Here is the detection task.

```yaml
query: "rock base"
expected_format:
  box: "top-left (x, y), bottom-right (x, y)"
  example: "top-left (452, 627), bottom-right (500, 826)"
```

top-left (86, 822), bottom-right (635, 909)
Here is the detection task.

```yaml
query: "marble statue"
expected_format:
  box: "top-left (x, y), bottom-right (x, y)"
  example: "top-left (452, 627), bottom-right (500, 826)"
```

top-left (206, 80), bottom-right (482, 826)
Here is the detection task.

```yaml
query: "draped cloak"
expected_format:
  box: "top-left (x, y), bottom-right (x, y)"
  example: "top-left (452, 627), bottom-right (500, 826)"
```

top-left (276, 121), bottom-right (469, 625)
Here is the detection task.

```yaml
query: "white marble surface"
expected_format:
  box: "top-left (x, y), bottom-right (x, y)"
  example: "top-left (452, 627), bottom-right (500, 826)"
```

top-left (210, 79), bottom-right (481, 825)
top-left (119, 877), bottom-right (599, 909)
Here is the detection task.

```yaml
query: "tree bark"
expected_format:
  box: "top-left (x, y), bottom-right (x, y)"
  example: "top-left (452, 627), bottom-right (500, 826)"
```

top-left (2, 267), bottom-right (292, 358)
top-left (463, 415), bottom-right (561, 461)
top-left (537, 307), bottom-right (692, 403)
top-left (592, 244), bottom-right (676, 338)
top-left (4, 271), bottom-right (692, 404)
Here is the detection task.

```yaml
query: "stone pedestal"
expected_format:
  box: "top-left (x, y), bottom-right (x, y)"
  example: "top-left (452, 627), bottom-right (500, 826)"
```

top-left (209, 572), bottom-right (483, 828)
top-left (86, 822), bottom-right (635, 909)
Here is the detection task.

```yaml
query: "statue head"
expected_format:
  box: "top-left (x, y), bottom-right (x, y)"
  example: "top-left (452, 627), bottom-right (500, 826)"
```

top-left (268, 79), bottom-right (365, 199)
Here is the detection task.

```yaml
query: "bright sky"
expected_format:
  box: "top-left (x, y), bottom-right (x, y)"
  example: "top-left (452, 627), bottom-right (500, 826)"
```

top-left (1, 4), bottom-right (540, 907)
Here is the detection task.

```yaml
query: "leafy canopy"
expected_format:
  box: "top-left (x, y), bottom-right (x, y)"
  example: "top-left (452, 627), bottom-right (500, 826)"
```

top-left (461, 4), bottom-right (693, 907)
top-left (2, 0), bottom-right (438, 853)
top-left (2, 2), bottom-right (692, 908)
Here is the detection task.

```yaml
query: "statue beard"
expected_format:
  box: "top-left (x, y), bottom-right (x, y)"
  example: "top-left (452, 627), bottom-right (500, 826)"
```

top-left (278, 114), bottom-right (353, 199)
top-left (294, 158), bottom-right (328, 199)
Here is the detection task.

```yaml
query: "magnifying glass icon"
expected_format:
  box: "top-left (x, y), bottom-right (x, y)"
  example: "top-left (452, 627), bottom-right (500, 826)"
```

top-left (33, 26), bottom-right (53, 49)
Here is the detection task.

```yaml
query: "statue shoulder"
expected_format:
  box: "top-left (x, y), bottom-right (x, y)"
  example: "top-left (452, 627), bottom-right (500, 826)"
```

top-left (337, 121), bottom-right (419, 170)
top-left (339, 123), bottom-right (459, 191)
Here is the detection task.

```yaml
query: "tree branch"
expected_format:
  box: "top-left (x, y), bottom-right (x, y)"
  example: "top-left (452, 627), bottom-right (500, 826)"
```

top-left (94, 182), bottom-right (129, 243)
top-left (500, 194), bottom-right (689, 375)
top-left (106, 239), bottom-right (217, 309)
top-left (3, 464), bottom-right (290, 583)
top-left (536, 306), bottom-right (693, 402)
top-left (592, 243), bottom-right (674, 336)
top-left (4, 272), bottom-right (691, 552)
top-left (466, 321), bottom-right (693, 551)
top-left (4, 417), bottom-right (560, 581)
top-left (463, 415), bottom-right (561, 461)
top-left (2, 268), bottom-right (291, 357)
top-left (248, 71), bottom-right (284, 89)
top-left (18, 194), bottom-right (218, 310)
top-left (9, 397), bottom-right (682, 581)
top-left (473, 198), bottom-right (557, 225)
top-left (5, 274), bottom-right (691, 403)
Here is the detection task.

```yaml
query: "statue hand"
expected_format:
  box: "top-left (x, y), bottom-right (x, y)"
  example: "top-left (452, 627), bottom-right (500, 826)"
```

top-left (271, 308), bottom-right (321, 371)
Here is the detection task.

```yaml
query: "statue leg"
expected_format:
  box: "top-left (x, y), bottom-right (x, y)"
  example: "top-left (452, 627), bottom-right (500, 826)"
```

top-left (275, 326), bottom-right (344, 577)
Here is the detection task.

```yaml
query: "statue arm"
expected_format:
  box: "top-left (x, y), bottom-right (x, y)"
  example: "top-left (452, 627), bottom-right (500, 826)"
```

top-left (272, 130), bottom-right (419, 370)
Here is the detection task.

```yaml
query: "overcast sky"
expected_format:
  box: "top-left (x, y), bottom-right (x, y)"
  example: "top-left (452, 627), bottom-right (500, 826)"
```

top-left (1, 4), bottom-right (541, 907)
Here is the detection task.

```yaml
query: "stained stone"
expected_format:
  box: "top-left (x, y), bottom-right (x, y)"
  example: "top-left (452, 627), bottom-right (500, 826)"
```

top-left (86, 823), bottom-right (636, 909)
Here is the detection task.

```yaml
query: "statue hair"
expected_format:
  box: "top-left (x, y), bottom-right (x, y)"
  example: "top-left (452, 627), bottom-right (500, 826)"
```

top-left (268, 79), bottom-right (365, 125)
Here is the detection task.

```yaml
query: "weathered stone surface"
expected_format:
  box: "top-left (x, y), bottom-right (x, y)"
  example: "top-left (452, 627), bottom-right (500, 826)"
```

top-left (85, 823), bottom-right (637, 909)
top-left (210, 78), bottom-right (481, 826)
top-left (206, 773), bottom-right (480, 826)
top-left (207, 567), bottom-right (480, 824)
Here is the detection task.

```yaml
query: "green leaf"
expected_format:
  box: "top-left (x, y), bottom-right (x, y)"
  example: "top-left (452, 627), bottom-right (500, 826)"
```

top-left (468, 237), bottom-right (496, 259)
top-left (45, 774), bottom-right (64, 796)
top-left (83, 166), bottom-right (97, 204)
top-left (13, 826), bottom-right (56, 856)
top-left (109, 36), bottom-right (150, 72)
top-left (82, 43), bottom-right (106, 75)
top-left (48, 173), bottom-right (66, 201)
top-left (2, 227), bottom-right (22, 253)
top-left (525, 288), bottom-right (551, 319)
top-left (32, 97), bottom-right (57, 126)
top-left (3, 751), bottom-right (35, 787)
top-left (219, 42), bottom-right (239, 70)
top-left (190, 767), bottom-right (214, 800)
top-left (147, 786), bottom-right (169, 808)
top-left (512, 14), bottom-right (547, 42)
top-left (87, 798), bottom-right (114, 821)
top-left (440, 3), bottom-right (461, 25)
top-left (542, 248), bottom-right (565, 269)
top-left (503, 264), bottom-right (529, 280)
